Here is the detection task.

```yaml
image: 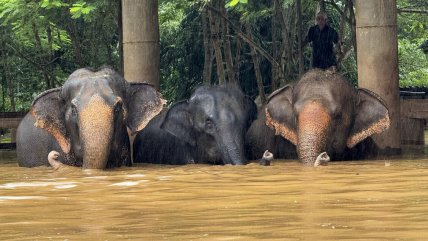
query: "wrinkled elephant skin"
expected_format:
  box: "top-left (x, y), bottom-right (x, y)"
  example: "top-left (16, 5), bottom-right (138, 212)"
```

top-left (247, 69), bottom-right (390, 165)
top-left (133, 85), bottom-right (257, 165)
top-left (16, 67), bottom-right (165, 169)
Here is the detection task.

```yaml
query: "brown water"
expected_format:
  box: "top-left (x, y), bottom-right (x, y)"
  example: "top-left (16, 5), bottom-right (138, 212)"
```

top-left (1, 150), bottom-right (428, 241)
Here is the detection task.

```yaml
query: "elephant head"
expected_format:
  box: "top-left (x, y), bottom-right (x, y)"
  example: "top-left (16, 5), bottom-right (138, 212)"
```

top-left (30, 68), bottom-right (165, 169)
top-left (161, 85), bottom-right (257, 165)
top-left (265, 69), bottom-right (390, 165)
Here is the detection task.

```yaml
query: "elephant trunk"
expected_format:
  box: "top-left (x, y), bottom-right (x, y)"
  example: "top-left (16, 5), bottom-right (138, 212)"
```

top-left (297, 101), bottom-right (331, 165)
top-left (80, 95), bottom-right (115, 169)
top-left (218, 130), bottom-right (246, 165)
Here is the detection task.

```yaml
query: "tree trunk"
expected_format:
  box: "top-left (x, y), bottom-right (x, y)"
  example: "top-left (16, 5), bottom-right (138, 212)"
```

top-left (117, 0), bottom-right (124, 75)
top-left (221, 3), bottom-right (236, 84)
top-left (208, 1), bottom-right (225, 85)
top-left (68, 21), bottom-right (84, 68)
top-left (349, 0), bottom-right (357, 61)
top-left (246, 22), bottom-right (266, 104)
top-left (0, 36), bottom-right (7, 111)
top-left (319, 0), bottom-right (326, 12)
top-left (5, 66), bottom-right (15, 111)
top-left (202, 7), bottom-right (212, 85)
top-left (234, 35), bottom-right (242, 84)
top-left (46, 24), bottom-right (58, 88)
top-left (275, 0), bottom-right (293, 83)
top-left (206, 5), bottom-right (279, 74)
top-left (296, 0), bottom-right (304, 75)
top-left (32, 22), bottom-right (53, 89)
top-left (271, 0), bottom-right (279, 91)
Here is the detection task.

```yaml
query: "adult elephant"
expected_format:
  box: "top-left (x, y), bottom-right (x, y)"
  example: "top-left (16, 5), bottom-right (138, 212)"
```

top-left (133, 85), bottom-right (257, 165)
top-left (16, 68), bottom-right (165, 169)
top-left (246, 69), bottom-right (390, 165)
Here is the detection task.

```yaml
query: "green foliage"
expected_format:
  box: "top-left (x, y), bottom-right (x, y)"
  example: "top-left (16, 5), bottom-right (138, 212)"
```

top-left (0, 0), bottom-right (120, 111)
top-left (398, 38), bottom-right (428, 87)
top-left (397, 0), bottom-right (428, 87)
top-left (1, 0), bottom-right (428, 112)
top-left (159, 2), bottom-right (204, 102)
top-left (225, 0), bottom-right (247, 8)
top-left (69, 2), bottom-right (96, 20)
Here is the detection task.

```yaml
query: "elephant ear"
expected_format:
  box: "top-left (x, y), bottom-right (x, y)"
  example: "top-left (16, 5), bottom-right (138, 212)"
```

top-left (244, 96), bottom-right (258, 129)
top-left (347, 89), bottom-right (390, 148)
top-left (126, 83), bottom-right (166, 135)
top-left (265, 85), bottom-right (298, 145)
top-left (160, 101), bottom-right (196, 146)
top-left (30, 88), bottom-right (71, 154)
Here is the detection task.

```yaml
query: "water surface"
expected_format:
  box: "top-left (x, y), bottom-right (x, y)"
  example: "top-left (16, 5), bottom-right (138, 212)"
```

top-left (1, 150), bottom-right (428, 240)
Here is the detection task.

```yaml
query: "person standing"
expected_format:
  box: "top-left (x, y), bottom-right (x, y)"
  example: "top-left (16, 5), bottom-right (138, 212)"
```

top-left (303, 11), bottom-right (340, 70)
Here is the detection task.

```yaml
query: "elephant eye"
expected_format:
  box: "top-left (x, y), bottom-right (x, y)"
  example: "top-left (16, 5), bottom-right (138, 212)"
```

top-left (114, 102), bottom-right (122, 114)
top-left (334, 112), bottom-right (342, 120)
top-left (114, 97), bottom-right (123, 114)
top-left (71, 104), bottom-right (78, 117)
top-left (205, 118), bottom-right (214, 130)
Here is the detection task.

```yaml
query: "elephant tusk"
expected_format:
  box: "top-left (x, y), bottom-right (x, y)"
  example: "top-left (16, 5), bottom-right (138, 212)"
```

top-left (314, 152), bottom-right (330, 167)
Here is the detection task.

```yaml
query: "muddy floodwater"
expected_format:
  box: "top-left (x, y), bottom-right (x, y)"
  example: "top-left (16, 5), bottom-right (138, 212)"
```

top-left (1, 150), bottom-right (428, 240)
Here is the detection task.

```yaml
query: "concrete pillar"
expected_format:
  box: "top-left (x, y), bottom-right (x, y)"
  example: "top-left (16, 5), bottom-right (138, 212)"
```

top-left (355, 0), bottom-right (401, 153)
top-left (122, 0), bottom-right (160, 90)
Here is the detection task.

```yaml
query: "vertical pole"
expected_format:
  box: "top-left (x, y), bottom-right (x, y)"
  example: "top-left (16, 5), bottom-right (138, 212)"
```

top-left (122, 0), bottom-right (160, 90)
top-left (355, 0), bottom-right (401, 153)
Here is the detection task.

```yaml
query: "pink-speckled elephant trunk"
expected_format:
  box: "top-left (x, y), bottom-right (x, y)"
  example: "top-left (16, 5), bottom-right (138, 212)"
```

top-left (265, 69), bottom-right (390, 165)
top-left (296, 101), bottom-right (331, 164)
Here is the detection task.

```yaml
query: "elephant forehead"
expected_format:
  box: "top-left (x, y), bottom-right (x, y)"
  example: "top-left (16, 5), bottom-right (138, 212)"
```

top-left (191, 95), bottom-right (215, 114)
top-left (79, 95), bottom-right (114, 120)
top-left (298, 102), bottom-right (331, 128)
top-left (64, 77), bottom-right (120, 100)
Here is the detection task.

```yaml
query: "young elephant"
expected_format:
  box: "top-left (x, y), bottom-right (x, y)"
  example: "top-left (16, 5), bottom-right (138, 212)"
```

top-left (246, 69), bottom-right (390, 165)
top-left (133, 85), bottom-right (257, 165)
top-left (16, 68), bottom-right (165, 169)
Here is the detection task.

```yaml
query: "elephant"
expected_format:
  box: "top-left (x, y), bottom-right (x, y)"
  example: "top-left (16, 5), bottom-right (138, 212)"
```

top-left (246, 69), bottom-right (390, 165)
top-left (245, 109), bottom-right (298, 161)
top-left (133, 85), bottom-right (257, 165)
top-left (16, 67), bottom-right (165, 169)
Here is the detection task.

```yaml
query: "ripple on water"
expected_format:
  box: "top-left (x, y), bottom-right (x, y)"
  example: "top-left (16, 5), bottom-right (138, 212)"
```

top-left (0, 196), bottom-right (46, 201)
top-left (1, 153), bottom-right (428, 240)
top-left (0, 181), bottom-right (78, 189)
top-left (109, 180), bottom-right (149, 187)
top-left (156, 176), bottom-right (172, 181)
top-left (126, 174), bottom-right (146, 178)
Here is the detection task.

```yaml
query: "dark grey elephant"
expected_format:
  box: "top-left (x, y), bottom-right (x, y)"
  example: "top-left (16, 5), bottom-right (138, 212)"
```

top-left (246, 69), bottom-right (390, 165)
top-left (16, 68), bottom-right (165, 169)
top-left (133, 85), bottom-right (257, 165)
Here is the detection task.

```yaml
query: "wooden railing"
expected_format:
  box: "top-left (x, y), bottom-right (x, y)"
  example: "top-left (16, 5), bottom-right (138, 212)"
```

top-left (0, 112), bottom-right (26, 149)
top-left (400, 99), bottom-right (428, 120)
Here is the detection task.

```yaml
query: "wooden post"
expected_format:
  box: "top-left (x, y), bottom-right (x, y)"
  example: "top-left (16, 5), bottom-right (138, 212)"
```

top-left (296, 0), bottom-right (304, 75)
top-left (355, 0), bottom-right (401, 154)
top-left (122, 0), bottom-right (160, 90)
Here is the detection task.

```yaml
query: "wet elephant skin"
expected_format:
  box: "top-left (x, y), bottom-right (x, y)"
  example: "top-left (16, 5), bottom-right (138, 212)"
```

top-left (246, 69), bottom-right (390, 165)
top-left (16, 67), bottom-right (165, 169)
top-left (133, 85), bottom-right (257, 165)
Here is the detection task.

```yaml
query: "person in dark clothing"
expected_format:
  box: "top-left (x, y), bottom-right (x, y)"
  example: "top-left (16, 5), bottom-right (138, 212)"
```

top-left (303, 12), bottom-right (340, 70)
